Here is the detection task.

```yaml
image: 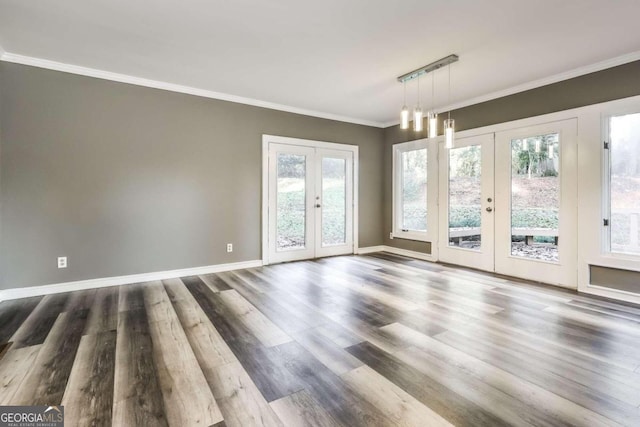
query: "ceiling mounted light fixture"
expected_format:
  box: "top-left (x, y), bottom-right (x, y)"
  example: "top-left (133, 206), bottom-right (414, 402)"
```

top-left (397, 54), bottom-right (458, 141)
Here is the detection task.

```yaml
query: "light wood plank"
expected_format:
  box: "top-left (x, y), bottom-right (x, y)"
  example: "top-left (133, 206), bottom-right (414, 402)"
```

top-left (210, 361), bottom-right (284, 427)
top-left (0, 345), bottom-right (41, 405)
top-left (292, 329), bottom-right (363, 375)
top-left (381, 322), bottom-right (624, 427)
top-left (269, 389), bottom-right (340, 427)
top-left (342, 365), bottom-right (453, 427)
top-left (162, 279), bottom-right (236, 368)
top-left (143, 282), bottom-right (224, 426)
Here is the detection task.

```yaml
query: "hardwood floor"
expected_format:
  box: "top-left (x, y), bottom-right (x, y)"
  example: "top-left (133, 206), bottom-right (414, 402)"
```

top-left (1, 252), bottom-right (639, 426)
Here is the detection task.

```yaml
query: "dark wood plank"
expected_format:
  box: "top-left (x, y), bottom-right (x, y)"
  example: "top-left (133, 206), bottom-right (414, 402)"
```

top-left (61, 331), bottom-right (116, 427)
top-left (10, 293), bottom-right (69, 348)
top-left (0, 296), bottom-right (42, 344)
top-left (84, 286), bottom-right (119, 335)
top-left (112, 284), bottom-right (168, 427)
top-left (11, 305), bottom-right (89, 405)
top-left (0, 343), bottom-right (10, 362)
top-left (195, 274), bottom-right (232, 292)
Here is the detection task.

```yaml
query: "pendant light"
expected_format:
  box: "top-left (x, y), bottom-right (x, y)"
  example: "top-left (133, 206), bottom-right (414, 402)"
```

top-left (428, 72), bottom-right (437, 138)
top-left (444, 63), bottom-right (455, 149)
top-left (522, 138), bottom-right (528, 150)
top-left (414, 75), bottom-right (423, 132)
top-left (548, 143), bottom-right (554, 158)
top-left (400, 81), bottom-right (409, 130)
top-left (535, 139), bottom-right (541, 153)
top-left (396, 55), bottom-right (459, 134)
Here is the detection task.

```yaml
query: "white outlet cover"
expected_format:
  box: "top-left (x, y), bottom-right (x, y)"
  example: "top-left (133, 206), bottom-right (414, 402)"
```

top-left (58, 257), bottom-right (67, 268)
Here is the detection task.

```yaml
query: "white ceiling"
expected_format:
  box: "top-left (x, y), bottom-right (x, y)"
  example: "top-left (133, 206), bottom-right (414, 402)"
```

top-left (1, 0), bottom-right (640, 127)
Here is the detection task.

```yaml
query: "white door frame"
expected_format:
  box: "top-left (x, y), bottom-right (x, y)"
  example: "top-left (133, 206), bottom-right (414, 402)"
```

top-left (262, 135), bottom-right (359, 265)
top-left (438, 133), bottom-right (495, 272)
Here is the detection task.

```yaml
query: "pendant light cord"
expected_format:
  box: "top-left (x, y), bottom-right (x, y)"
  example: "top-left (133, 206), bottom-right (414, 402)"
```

top-left (448, 64), bottom-right (451, 120)
top-left (431, 72), bottom-right (435, 112)
top-left (403, 80), bottom-right (407, 105)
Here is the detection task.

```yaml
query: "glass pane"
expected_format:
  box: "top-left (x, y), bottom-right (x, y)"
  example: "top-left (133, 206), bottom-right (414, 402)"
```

top-left (610, 113), bottom-right (640, 255)
top-left (322, 157), bottom-right (347, 246)
top-left (510, 133), bottom-right (559, 262)
top-left (277, 153), bottom-right (306, 250)
top-left (448, 145), bottom-right (482, 249)
top-left (401, 148), bottom-right (427, 231)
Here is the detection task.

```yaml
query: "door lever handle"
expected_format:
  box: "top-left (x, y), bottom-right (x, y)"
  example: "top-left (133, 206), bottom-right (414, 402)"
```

top-left (315, 204), bottom-right (322, 208)
top-left (486, 207), bottom-right (493, 212)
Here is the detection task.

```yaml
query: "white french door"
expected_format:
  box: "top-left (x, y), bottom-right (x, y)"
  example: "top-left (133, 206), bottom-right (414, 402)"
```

top-left (265, 139), bottom-right (355, 264)
top-left (437, 119), bottom-right (577, 287)
top-left (438, 133), bottom-right (495, 271)
top-left (494, 119), bottom-right (577, 287)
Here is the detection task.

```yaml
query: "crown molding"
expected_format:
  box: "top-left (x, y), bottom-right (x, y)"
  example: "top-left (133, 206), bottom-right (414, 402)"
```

top-left (381, 49), bottom-right (640, 128)
top-left (0, 51), bottom-right (385, 128)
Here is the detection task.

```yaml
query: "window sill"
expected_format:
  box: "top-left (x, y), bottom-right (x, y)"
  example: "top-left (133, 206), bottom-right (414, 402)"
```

top-left (391, 231), bottom-right (430, 243)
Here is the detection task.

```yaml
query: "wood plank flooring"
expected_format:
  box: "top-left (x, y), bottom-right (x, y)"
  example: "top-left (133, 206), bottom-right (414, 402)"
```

top-left (1, 252), bottom-right (640, 426)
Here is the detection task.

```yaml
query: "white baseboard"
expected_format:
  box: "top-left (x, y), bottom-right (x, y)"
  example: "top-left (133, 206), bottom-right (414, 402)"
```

top-left (380, 246), bottom-right (437, 262)
top-left (355, 245), bottom-right (386, 255)
top-left (0, 260), bottom-right (263, 302)
top-left (583, 284), bottom-right (640, 305)
top-left (356, 245), bottom-right (436, 262)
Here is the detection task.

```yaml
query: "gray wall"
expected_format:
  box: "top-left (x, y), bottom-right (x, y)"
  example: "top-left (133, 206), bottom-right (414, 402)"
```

top-left (383, 60), bottom-right (640, 253)
top-left (0, 62), bottom-right (385, 289)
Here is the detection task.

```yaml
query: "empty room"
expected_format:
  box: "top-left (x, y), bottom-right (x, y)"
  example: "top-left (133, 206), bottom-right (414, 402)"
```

top-left (1, 1), bottom-right (640, 426)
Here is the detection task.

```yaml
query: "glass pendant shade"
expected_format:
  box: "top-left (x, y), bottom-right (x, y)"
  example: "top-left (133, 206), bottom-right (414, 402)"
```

top-left (444, 118), bottom-right (455, 149)
top-left (548, 144), bottom-right (554, 158)
top-left (413, 107), bottom-right (423, 132)
top-left (400, 106), bottom-right (409, 130)
top-left (522, 139), bottom-right (528, 150)
top-left (535, 139), bottom-right (541, 153)
top-left (428, 112), bottom-right (438, 138)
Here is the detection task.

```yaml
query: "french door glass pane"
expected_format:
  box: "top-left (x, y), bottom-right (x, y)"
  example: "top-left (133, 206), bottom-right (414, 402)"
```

top-left (510, 133), bottom-right (559, 261)
top-left (448, 145), bottom-right (482, 249)
top-left (610, 113), bottom-right (640, 254)
top-left (322, 157), bottom-right (346, 246)
top-left (276, 153), bottom-right (306, 250)
top-left (401, 149), bottom-right (427, 231)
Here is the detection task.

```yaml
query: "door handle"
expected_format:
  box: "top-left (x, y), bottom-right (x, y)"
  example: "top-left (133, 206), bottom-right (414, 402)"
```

top-left (486, 207), bottom-right (493, 212)
top-left (315, 204), bottom-right (322, 208)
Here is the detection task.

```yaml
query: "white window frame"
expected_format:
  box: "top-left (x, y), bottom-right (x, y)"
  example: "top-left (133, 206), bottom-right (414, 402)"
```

top-left (392, 137), bottom-right (439, 243)
top-left (602, 107), bottom-right (640, 259)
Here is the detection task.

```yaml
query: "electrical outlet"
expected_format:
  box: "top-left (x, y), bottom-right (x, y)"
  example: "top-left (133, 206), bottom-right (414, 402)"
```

top-left (226, 243), bottom-right (233, 253)
top-left (58, 257), bottom-right (67, 269)
top-left (389, 232), bottom-right (394, 239)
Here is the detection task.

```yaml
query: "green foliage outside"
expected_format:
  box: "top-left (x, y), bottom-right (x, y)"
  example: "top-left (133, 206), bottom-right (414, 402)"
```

top-left (276, 179), bottom-right (346, 248)
top-left (448, 205), bottom-right (558, 229)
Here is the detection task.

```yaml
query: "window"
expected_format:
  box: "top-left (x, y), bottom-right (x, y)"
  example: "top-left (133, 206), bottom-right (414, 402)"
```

top-left (393, 139), bottom-right (433, 241)
top-left (606, 112), bottom-right (640, 255)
